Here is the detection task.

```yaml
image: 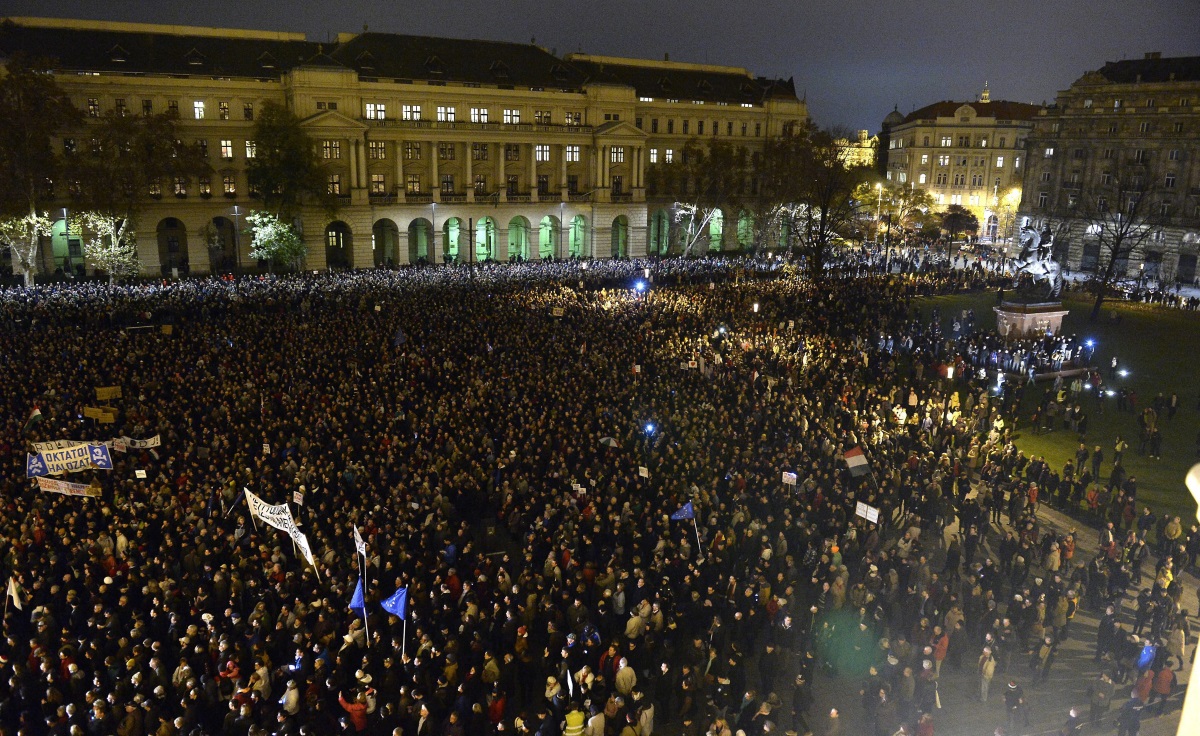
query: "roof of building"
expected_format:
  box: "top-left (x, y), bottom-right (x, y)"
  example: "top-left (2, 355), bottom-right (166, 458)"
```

top-left (901, 100), bottom-right (1041, 123)
top-left (0, 18), bottom-right (319, 78)
top-left (564, 53), bottom-right (797, 105)
top-left (329, 32), bottom-right (588, 88)
top-left (1092, 55), bottom-right (1200, 84)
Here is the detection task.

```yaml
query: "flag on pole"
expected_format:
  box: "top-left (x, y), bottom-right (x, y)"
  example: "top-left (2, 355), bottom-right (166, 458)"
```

top-left (6, 576), bottom-right (23, 611)
top-left (844, 446), bottom-right (871, 478)
top-left (382, 586), bottom-right (408, 618)
top-left (23, 406), bottom-right (43, 434)
top-left (670, 502), bottom-right (695, 521)
top-left (349, 578), bottom-right (366, 613)
top-left (353, 525), bottom-right (367, 558)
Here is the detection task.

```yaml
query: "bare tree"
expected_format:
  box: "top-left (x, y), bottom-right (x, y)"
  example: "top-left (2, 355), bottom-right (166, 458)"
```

top-left (649, 139), bottom-right (750, 256)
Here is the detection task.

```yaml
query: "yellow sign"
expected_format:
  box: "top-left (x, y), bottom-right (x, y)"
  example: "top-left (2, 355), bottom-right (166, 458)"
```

top-left (160, 324), bottom-right (174, 335)
top-left (83, 406), bottom-right (118, 424)
top-left (95, 386), bottom-right (122, 400)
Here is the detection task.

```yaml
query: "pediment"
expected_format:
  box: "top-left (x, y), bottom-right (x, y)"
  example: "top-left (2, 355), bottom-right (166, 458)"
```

top-left (299, 109), bottom-right (369, 131)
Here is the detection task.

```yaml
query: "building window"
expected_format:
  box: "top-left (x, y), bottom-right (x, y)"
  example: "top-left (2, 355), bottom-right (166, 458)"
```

top-left (1139, 122), bottom-right (1150, 133)
top-left (368, 141), bottom-right (386, 160)
top-left (437, 106), bottom-right (456, 122)
top-left (328, 174), bottom-right (341, 195)
top-left (604, 113), bottom-right (620, 121)
top-left (315, 101), bottom-right (337, 111)
top-left (505, 144), bottom-right (520, 162)
top-left (406, 174), bottom-right (421, 193)
top-left (611, 147), bottom-right (625, 163)
top-left (611, 175), bottom-right (623, 195)
top-left (754, 122), bottom-right (761, 137)
top-left (565, 111), bottom-right (581, 126)
top-left (727, 122), bottom-right (733, 135)
top-left (1043, 147), bottom-right (1054, 158)
top-left (971, 174), bottom-right (983, 187)
top-left (957, 136), bottom-right (969, 147)
top-left (193, 101), bottom-right (205, 119)
top-left (198, 177), bottom-right (211, 196)
top-left (682, 120), bottom-right (690, 135)
top-left (404, 142), bottom-right (422, 160)
top-left (741, 122), bottom-right (748, 136)
top-left (1113, 99), bottom-right (1122, 109)
top-left (223, 175), bottom-right (236, 195)
top-left (1134, 149), bottom-right (1148, 162)
top-left (438, 143), bottom-right (455, 160)
top-left (664, 149), bottom-right (674, 164)
top-left (471, 107), bottom-right (489, 123)
top-left (565, 145), bottom-right (580, 163)
top-left (142, 99), bottom-right (153, 116)
top-left (220, 140), bottom-right (233, 160)
top-left (167, 100), bottom-right (179, 116)
top-left (937, 155), bottom-right (949, 166)
top-left (472, 143), bottom-right (489, 161)
top-left (995, 156), bottom-right (1005, 168)
top-left (113, 98), bottom-right (126, 116)
top-left (918, 173), bottom-right (926, 184)
top-left (651, 119), bottom-right (659, 133)
top-left (245, 140), bottom-right (257, 159)
top-left (440, 175), bottom-right (455, 194)
top-left (370, 173), bottom-right (386, 195)
top-left (1174, 122), bottom-right (1184, 134)
top-left (244, 103), bottom-right (254, 120)
top-left (1100, 173), bottom-right (1112, 185)
top-left (474, 174), bottom-right (487, 194)
top-left (1165, 173), bottom-right (1176, 188)
top-left (63, 138), bottom-right (76, 154)
top-left (667, 120), bottom-right (675, 134)
top-left (401, 104), bottom-right (420, 121)
top-left (1037, 192), bottom-right (1048, 208)
top-left (1168, 149), bottom-right (1181, 161)
top-left (87, 98), bottom-right (100, 117)
top-left (535, 144), bottom-right (550, 162)
top-left (953, 173), bottom-right (965, 186)
top-left (567, 175), bottom-right (579, 194)
top-left (935, 173), bottom-right (947, 185)
top-left (503, 108), bottom-right (521, 124)
top-left (649, 148), bottom-right (658, 164)
top-left (366, 103), bottom-right (387, 120)
top-left (537, 174), bottom-right (550, 194)
top-left (698, 121), bottom-right (705, 135)
top-left (506, 174), bottom-right (519, 195)
top-left (196, 139), bottom-right (209, 158)
top-left (1014, 156), bottom-right (1021, 169)
top-left (1041, 171), bottom-right (1052, 182)
top-left (218, 101), bottom-right (229, 120)
top-left (535, 110), bottom-right (551, 125)
top-left (920, 154), bottom-right (929, 165)
top-left (323, 140), bottom-right (342, 159)
top-left (940, 136), bottom-right (951, 147)
top-left (173, 177), bottom-right (187, 196)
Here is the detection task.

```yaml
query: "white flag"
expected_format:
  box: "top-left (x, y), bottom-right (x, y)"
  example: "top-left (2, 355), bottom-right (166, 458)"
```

top-left (6, 576), bottom-right (23, 611)
top-left (292, 529), bottom-right (317, 569)
top-left (353, 525), bottom-right (367, 558)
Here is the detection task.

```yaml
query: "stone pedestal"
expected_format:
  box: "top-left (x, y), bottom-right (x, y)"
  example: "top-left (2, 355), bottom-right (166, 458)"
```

top-left (993, 301), bottom-right (1069, 338)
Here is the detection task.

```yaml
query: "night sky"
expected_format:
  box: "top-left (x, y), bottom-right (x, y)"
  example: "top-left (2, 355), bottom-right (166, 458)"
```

top-left (6, 0), bottom-right (1199, 132)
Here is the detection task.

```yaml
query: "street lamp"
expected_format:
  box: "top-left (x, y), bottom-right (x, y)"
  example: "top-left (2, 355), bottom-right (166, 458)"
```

top-left (875, 183), bottom-right (883, 245)
top-left (430, 202), bottom-right (437, 263)
top-left (230, 205), bottom-right (243, 274)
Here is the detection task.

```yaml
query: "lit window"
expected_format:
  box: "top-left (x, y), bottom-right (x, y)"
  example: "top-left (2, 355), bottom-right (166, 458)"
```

top-left (918, 173), bottom-right (926, 184)
top-left (941, 136), bottom-right (951, 147)
top-left (639, 96), bottom-right (653, 102)
top-left (535, 110), bottom-right (551, 124)
top-left (438, 143), bottom-right (455, 160)
top-left (503, 108), bottom-right (521, 124)
top-left (996, 156), bottom-right (1005, 168)
top-left (437, 106), bottom-right (455, 122)
top-left (328, 174), bottom-right (342, 195)
top-left (223, 176), bottom-right (236, 195)
top-left (142, 99), bottom-right (153, 116)
top-left (198, 177), bottom-right (211, 196)
top-left (220, 140), bottom-right (233, 160)
top-left (920, 154), bottom-right (928, 165)
top-left (565, 145), bottom-right (580, 163)
top-left (193, 101), bottom-right (205, 119)
top-left (366, 103), bottom-right (387, 120)
top-left (368, 141), bottom-right (386, 160)
top-left (218, 101), bottom-right (229, 120)
top-left (610, 147), bottom-right (625, 163)
top-left (471, 107), bottom-right (489, 123)
top-left (472, 143), bottom-right (489, 161)
top-left (173, 177), bottom-right (187, 196)
top-left (323, 140), bottom-right (342, 159)
top-left (245, 141), bottom-right (256, 159)
top-left (402, 104), bottom-right (420, 121)
top-left (535, 144), bottom-right (550, 162)
top-left (404, 142), bottom-right (421, 160)
top-left (937, 155), bottom-right (949, 166)
top-left (564, 111), bottom-right (581, 126)
top-left (665, 149), bottom-right (674, 163)
top-left (370, 173), bottom-right (386, 194)
top-left (1043, 147), bottom-right (1054, 158)
top-left (649, 148), bottom-right (658, 164)
top-left (87, 98), bottom-right (100, 117)
top-left (474, 175), bottom-right (487, 194)
top-left (406, 174), bottom-right (421, 193)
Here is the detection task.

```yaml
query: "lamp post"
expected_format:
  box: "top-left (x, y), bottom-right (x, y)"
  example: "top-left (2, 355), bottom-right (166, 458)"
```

top-left (875, 183), bottom-right (883, 246)
top-left (60, 207), bottom-right (69, 276)
top-left (430, 202), bottom-right (437, 264)
top-left (230, 205), bottom-right (242, 275)
top-left (559, 200), bottom-right (565, 261)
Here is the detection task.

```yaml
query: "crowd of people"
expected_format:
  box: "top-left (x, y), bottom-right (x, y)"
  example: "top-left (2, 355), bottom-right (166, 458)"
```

top-left (0, 255), bottom-right (1194, 736)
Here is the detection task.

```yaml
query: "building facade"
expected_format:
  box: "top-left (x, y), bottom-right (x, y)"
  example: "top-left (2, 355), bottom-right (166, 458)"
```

top-left (0, 17), bottom-right (805, 276)
top-left (883, 87), bottom-right (1038, 240)
top-left (1018, 53), bottom-right (1200, 284)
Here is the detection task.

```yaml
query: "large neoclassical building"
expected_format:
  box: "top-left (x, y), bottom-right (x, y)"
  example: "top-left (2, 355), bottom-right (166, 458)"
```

top-left (0, 17), bottom-right (806, 275)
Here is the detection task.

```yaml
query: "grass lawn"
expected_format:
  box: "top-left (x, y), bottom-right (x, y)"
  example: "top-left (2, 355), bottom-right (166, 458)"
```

top-left (915, 289), bottom-right (1200, 522)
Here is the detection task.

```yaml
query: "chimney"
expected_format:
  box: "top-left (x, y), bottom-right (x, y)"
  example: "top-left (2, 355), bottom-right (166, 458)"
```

top-left (1144, 52), bottom-right (1161, 60)
top-left (664, 52), bottom-right (670, 62)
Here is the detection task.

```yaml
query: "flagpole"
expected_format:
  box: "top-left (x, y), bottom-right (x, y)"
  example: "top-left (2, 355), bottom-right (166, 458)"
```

top-left (692, 516), bottom-right (701, 553)
top-left (401, 613), bottom-right (408, 660)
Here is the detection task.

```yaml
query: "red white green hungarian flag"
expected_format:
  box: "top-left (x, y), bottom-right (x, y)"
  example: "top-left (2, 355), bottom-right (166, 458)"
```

top-left (844, 446), bottom-right (871, 477)
top-left (23, 406), bottom-right (43, 434)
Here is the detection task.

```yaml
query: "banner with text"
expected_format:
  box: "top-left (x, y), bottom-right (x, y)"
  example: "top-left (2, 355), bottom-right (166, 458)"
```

top-left (36, 476), bottom-right (101, 498)
top-left (26, 443), bottom-right (113, 477)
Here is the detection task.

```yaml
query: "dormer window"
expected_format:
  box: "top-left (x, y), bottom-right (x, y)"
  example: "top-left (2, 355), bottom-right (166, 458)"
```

top-left (257, 52), bottom-right (277, 70)
top-left (697, 79), bottom-right (713, 93)
top-left (550, 64), bottom-right (570, 82)
top-left (109, 45), bottom-right (128, 63)
top-left (356, 52), bottom-right (376, 72)
top-left (184, 48), bottom-right (205, 67)
top-left (425, 56), bottom-right (445, 75)
top-left (490, 61), bottom-right (510, 80)
top-left (658, 77), bottom-right (672, 93)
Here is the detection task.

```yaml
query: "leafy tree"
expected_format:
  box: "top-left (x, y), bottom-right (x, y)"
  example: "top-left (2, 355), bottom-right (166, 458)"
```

top-left (78, 211), bottom-right (138, 282)
top-left (245, 210), bottom-right (306, 271)
top-left (940, 204), bottom-right (979, 239)
top-left (246, 101), bottom-right (335, 220)
top-left (0, 54), bottom-right (81, 284)
top-left (68, 111), bottom-right (210, 276)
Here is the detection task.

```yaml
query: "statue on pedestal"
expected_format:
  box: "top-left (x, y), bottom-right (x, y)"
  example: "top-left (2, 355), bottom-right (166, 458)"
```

top-left (1009, 225), bottom-right (1063, 301)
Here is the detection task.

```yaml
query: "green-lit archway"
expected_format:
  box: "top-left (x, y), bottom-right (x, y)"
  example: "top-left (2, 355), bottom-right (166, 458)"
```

top-left (508, 216), bottom-right (531, 261)
top-left (611, 215), bottom-right (629, 258)
top-left (708, 209), bottom-right (724, 252)
top-left (737, 210), bottom-right (755, 249)
top-left (649, 208), bottom-right (670, 256)
top-left (569, 215), bottom-right (587, 258)
top-left (442, 218), bottom-right (464, 262)
top-left (408, 218), bottom-right (432, 262)
top-left (475, 217), bottom-right (496, 262)
top-left (538, 215), bottom-right (559, 260)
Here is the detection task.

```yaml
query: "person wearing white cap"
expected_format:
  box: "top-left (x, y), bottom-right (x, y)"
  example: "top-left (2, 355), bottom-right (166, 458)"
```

top-left (614, 657), bottom-right (636, 696)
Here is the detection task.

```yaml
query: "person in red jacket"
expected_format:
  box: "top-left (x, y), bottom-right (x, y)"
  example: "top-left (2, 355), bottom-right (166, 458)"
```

top-left (339, 690), bottom-right (369, 732)
top-left (1150, 664), bottom-right (1176, 714)
top-left (930, 626), bottom-right (950, 678)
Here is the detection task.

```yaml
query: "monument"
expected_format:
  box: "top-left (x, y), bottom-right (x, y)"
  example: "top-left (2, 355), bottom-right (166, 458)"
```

top-left (994, 225), bottom-right (1068, 338)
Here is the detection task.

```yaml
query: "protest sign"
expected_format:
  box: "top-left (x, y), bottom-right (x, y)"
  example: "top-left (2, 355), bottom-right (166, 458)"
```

top-left (36, 476), bottom-right (101, 498)
top-left (782, 472), bottom-right (797, 486)
top-left (855, 501), bottom-right (880, 523)
top-left (95, 386), bottom-right (123, 401)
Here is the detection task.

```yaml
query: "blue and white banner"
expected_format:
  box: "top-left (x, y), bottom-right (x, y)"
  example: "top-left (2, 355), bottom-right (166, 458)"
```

top-left (26, 443), bottom-right (113, 477)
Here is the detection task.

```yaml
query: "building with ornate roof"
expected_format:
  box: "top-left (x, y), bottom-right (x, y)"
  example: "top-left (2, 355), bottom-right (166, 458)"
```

top-left (1018, 53), bottom-right (1200, 285)
top-left (0, 17), bottom-right (806, 275)
top-left (882, 86), bottom-right (1040, 240)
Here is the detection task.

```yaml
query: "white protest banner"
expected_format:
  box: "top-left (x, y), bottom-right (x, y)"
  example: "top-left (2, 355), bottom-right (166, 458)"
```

top-left (36, 476), bottom-right (101, 498)
top-left (112, 439), bottom-right (127, 453)
top-left (243, 488), bottom-right (296, 534)
top-left (638, 466), bottom-right (649, 478)
top-left (291, 528), bottom-right (317, 570)
top-left (120, 435), bottom-right (161, 449)
top-left (855, 501), bottom-right (880, 524)
top-left (782, 472), bottom-right (797, 486)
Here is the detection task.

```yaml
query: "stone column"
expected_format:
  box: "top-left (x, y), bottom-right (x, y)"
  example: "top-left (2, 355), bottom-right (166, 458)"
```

top-left (560, 145), bottom-right (568, 190)
top-left (528, 144), bottom-right (538, 201)
top-left (465, 145), bottom-right (474, 202)
top-left (349, 140), bottom-right (359, 190)
top-left (496, 143), bottom-right (505, 200)
top-left (394, 143), bottom-right (405, 201)
top-left (430, 141), bottom-right (439, 195)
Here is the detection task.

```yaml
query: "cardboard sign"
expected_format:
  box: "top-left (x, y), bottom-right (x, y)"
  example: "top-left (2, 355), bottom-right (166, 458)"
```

top-left (782, 472), bottom-right (797, 486)
top-left (95, 386), bottom-right (123, 401)
top-left (293, 490), bottom-right (305, 505)
top-left (374, 304), bottom-right (382, 312)
top-left (855, 501), bottom-right (880, 524)
top-left (262, 443), bottom-right (271, 455)
top-left (135, 469), bottom-right (148, 479)
top-left (84, 406), bottom-right (118, 424)
top-left (638, 466), bottom-right (649, 478)
top-left (551, 307), bottom-right (565, 317)
top-left (633, 365), bottom-right (641, 374)
top-left (160, 324), bottom-right (173, 335)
